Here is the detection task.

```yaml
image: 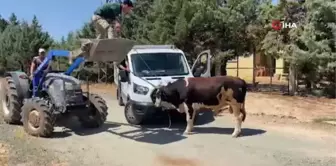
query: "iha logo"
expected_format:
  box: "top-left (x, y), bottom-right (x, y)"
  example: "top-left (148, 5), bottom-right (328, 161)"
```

top-left (271, 20), bottom-right (297, 30)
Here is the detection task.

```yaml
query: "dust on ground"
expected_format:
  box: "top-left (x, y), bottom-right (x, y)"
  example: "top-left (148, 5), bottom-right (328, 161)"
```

top-left (246, 92), bottom-right (336, 122)
top-left (155, 155), bottom-right (202, 166)
top-left (0, 143), bottom-right (9, 166)
top-left (0, 124), bottom-right (68, 166)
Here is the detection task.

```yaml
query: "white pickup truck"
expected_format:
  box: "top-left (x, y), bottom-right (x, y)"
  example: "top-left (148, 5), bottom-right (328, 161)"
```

top-left (115, 45), bottom-right (212, 125)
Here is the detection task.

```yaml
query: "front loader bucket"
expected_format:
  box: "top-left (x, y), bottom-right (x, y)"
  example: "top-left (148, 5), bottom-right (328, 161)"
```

top-left (70, 38), bottom-right (136, 63)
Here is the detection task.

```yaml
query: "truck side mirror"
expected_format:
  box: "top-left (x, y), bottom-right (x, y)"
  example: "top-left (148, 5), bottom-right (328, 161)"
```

top-left (119, 70), bottom-right (128, 82)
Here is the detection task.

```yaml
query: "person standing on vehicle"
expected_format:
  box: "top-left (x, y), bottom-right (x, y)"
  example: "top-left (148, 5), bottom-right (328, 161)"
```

top-left (118, 58), bottom-right (129, 71)
top-left (29, 48), bottom-right (50, 79)
top-left (92, 0), bottom-right (133, 39)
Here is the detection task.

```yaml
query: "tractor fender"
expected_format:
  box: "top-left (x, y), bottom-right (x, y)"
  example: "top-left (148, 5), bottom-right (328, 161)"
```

top-left (5, 71), bottom-right (30, 100)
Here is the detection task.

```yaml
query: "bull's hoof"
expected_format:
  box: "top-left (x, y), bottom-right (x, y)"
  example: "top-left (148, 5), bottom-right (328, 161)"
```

top-left (213, 114), bottom-right (222, 118)
top-left (231, 132), bottom-right (241, 138)
top-left (183, 131), bottom-right (193, 135)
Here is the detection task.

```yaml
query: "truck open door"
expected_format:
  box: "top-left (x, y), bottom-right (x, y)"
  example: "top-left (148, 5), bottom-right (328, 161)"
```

top-left (191, 50), bottom-right (212, 77)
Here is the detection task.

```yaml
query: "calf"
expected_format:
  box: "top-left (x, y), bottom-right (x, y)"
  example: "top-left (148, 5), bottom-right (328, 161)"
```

top-left (153, 76), bottom-right (247, 137)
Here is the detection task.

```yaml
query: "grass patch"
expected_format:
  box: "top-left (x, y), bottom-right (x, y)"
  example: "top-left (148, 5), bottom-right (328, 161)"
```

top-left (13, 128), bottom-right (28, 140)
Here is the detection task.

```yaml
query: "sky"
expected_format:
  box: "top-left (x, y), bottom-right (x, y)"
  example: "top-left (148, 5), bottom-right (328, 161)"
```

top-left (0, 0), bottom-right (278, 41)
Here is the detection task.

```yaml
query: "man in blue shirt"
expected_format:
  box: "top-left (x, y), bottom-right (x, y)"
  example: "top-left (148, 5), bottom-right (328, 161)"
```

top-left (29, 48), bottom-right (51, 79)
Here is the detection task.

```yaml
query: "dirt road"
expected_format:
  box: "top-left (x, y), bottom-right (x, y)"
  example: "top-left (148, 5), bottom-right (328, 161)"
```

top-left (1, 92), bottom-right (336, 166)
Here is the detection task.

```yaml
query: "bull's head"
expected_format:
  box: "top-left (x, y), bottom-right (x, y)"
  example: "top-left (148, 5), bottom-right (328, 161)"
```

top-left (152, 82), bottom-right (173, 108)
top-left (153, 88), bottom-right (162, 107)
top-left (152, 83), bottom-right (165, 107)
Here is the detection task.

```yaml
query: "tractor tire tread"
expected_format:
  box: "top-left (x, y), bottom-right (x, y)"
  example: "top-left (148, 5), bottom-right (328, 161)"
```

top-left (79, 93), bottom-right (108, 128)
top-left (2, 76), bottom-right (22, 124)
top-left (21, 98), bottom-right (54, 137)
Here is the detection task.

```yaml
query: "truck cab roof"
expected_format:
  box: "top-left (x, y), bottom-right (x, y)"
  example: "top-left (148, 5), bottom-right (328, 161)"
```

top-left (128, 45), bottom-right (184, 55)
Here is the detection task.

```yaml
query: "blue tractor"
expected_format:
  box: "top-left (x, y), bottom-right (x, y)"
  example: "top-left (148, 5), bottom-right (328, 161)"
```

top-left (0, 49), bottom-right (108, 137)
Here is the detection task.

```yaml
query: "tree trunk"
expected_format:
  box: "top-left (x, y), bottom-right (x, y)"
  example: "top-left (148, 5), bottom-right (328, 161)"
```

top-left (252, 47), bottom-right (256, 86)
top-left (18, 61), bottom-right (25, 72)
top-left (220, 59), bottom-right (227, 76)
top-left (215, 62), bottom-right (221, 76)
top-left (288, 64), bottom-right (297, 95)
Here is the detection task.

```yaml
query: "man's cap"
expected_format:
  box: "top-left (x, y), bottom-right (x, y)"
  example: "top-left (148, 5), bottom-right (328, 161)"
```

top-left (38, 48), bottom-right (46, 53)
top-left (122, 0), bottom-right (133, 7)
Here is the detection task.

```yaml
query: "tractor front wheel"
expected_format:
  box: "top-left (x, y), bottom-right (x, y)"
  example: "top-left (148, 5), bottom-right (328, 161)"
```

top-left (78, 94), bottom-right (108, 128)
top-left (21, 98), bottom-right (55, 137)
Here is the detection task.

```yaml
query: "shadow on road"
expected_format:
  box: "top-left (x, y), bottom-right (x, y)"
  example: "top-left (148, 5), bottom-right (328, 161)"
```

top-left (49, 110), bottom-right (266, 143)
top-left (194, 110), bottom-right (216, 126)
top-left (51, 116), bottom-right (122, 139)
top-left (193, 127), bottom-right (266, 137)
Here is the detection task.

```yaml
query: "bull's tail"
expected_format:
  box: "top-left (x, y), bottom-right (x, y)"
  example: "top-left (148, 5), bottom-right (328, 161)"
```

top-left (240, 80), bottom-right (247, 122)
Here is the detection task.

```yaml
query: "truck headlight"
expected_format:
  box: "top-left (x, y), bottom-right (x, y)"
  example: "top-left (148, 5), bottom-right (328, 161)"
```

top-left (133, 83), bottom-right (149, 95)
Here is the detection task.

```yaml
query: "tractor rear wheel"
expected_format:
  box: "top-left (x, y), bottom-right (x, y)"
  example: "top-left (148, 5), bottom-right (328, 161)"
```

top-left (21, 98), bottom-right (55, 137)
top-left (78, 94), bottom-right (108, 128)
top-left (1, 76), bottom-right (22, 124)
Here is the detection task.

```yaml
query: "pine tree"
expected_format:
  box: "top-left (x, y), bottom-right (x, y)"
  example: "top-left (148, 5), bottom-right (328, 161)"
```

top-left (0, 15), bottom-right (53, 72)
top-left (290, 0), bottom-right (336, 96)
top-left (0, 15), bottom-right (8, 33)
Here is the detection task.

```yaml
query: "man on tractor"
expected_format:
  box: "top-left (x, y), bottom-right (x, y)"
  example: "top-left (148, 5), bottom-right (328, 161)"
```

top-left (29, 48), bottom-right (51, 79)
top-left (92, 0), bottom-right (134, 39)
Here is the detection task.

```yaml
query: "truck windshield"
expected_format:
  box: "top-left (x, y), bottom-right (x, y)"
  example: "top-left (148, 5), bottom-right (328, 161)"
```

top-left (131, 52), bottom-right (189, 77)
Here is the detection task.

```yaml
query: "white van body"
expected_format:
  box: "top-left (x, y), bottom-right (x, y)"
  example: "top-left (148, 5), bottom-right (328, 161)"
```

top-left (115, 45), bottom-right (212, 124)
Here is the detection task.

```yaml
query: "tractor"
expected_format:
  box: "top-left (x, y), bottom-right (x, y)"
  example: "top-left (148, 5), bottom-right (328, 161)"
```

top-left (0, 38), bottom-right (135, 137)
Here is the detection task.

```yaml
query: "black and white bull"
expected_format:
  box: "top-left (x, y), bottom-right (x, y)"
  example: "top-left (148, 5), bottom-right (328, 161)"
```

top-left (152, 76), bottom-right (247, 137)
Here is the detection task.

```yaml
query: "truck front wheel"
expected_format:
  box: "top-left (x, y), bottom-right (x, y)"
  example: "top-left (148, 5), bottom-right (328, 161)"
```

top-left (124, 102), bottom-right (144, 125)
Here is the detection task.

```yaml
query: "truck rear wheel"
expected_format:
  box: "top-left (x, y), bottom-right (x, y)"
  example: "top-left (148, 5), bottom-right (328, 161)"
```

top-left (21, 98), bottom-right (55, 137)
top-left (78, 94), bottom-right (108, 128)
top-left (1, 76), bottom-right (22, 124)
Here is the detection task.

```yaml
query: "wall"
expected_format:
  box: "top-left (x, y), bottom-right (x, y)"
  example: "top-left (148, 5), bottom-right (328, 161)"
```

top-left (275, 58), bottom-right (285, 74)
top-left (225, 54), bottom-right (285, 82)
top-left (226, 55), bottom-right (254, 82)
